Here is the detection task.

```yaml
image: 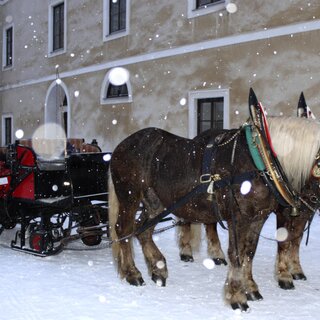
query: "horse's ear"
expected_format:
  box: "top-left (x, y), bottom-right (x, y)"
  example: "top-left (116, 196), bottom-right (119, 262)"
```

top-left (297, 92), bottom-right (307, 117)
top-left (248, 88), bottom-right (259, 107)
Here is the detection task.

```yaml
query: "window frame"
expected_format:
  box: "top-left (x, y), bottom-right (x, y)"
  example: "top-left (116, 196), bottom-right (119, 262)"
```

top-left (1, 114), bottom-right (13, 146)
top-left (187, 0), bottom-right (226, 18)
top-left (48, 0), bottom-right (67, 57)
top-left (103, 0), bottom-right (130, 42)
top-left (188, 89), bottom-right (229, 138)
top-left (100, 70), bottom-right (132, 105)
top-left (2, 24), bottom-right (14, 70)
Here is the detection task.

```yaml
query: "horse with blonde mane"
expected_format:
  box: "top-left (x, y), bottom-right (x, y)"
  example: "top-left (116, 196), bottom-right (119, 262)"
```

top-left (177, 92), bottom-right (318, 290)
top-left (108, 89), bottom-right (320, 311)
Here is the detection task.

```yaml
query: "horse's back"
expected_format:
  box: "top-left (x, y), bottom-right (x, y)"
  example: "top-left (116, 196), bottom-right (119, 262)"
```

top-left (110, 127), bottom-right (203, 202)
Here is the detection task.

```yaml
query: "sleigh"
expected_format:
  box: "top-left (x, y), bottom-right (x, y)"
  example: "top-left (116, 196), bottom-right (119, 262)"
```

top-left (0, 138), bottom-right (111, 256)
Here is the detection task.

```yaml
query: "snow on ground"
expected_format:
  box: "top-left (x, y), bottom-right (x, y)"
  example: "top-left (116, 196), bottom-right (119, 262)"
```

top-left (1, 214), bottom-right (320, 320)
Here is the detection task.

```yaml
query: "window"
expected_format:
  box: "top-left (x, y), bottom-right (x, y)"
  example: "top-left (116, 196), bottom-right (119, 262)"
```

top-left (107, 84), bottom-right (128, 99)
top-left (53, 3), bottom-right (64, 51)
top-left (100, 71), bottom-right (132, 105)
top-left (197, 97), bottom-right (223, 134)
top-left (61, 95), bottom-right (68, 136)
top-left (2, 25), bottom-right (13, 69)
top-left (188, 89), bottom-right (229, 138)
top-left (109, 0), bottom-right (126, 34)
top-left (2, 114), bottom-right (13, 146)
top-left (196, 0), bottom-right (223, 8)
top-left (103, 0), bottom-right (130, 41)
top-left (48, 1), bottom-right (67, 56)
top-left (187, 0), bottom-right (225, 18)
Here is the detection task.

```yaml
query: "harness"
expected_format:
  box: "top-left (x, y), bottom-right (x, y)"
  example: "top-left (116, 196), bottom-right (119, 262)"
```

top-left (134, 130), bottom-right (256, 237)
top-left (125, 98), bottom-right (320, 247)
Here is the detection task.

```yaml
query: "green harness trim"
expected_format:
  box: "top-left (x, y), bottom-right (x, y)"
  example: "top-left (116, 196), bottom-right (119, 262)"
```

top-left (244, 125), bottom-right (266, 171)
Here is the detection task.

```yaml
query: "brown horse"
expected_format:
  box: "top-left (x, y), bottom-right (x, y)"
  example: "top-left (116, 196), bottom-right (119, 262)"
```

top-left (177, 92), bottom-right (317, 290)
top-left (108, 90), bottom-right (320, 311)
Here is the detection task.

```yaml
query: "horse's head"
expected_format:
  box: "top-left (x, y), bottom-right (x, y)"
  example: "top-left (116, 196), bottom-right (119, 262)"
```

top-left (295, 93), bottom-right (320, 210)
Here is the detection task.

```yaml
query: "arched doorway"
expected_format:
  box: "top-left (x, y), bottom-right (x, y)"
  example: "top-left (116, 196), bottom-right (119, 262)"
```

top-left (45, 80), bottom-right (70, 137)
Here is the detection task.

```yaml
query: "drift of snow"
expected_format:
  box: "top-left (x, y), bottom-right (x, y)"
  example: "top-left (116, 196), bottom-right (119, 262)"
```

top-left (1, 214), bottom-right (319, 320)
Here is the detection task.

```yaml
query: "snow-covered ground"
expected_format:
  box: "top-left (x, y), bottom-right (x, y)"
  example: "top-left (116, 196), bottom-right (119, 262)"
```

top-left (1, 214), bottom-right (319, 320)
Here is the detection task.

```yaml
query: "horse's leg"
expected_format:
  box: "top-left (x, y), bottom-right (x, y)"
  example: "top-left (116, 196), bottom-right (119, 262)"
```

top-left (241, 218), bottom-right (267, 301)
top-left (205, 223), bottom-right (227, 265)
top-left (224, 215), bottom-right (266, 312)
top-left (276, 209), bottom-right (309, 289)
top-left (135, 187), bottom-right (168, 286)
top-left (288, 215), bottom-right (309, 281)
top-left (115, 202), bottom-right (146, 286)
top-left (109, 177), bottom-right (144, 286)
top-left (137, 226), bottom-right (168, 286)
top-left (178, 223), bottom-right (195, 262)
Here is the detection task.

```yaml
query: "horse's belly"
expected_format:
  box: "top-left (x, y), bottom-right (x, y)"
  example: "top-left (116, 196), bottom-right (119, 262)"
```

top-left (175, 202), bottom-right (218, 224)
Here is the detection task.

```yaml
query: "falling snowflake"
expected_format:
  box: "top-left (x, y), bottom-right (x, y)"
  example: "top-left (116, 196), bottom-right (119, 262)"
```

top-left (15, 129), bottom-right (24, 139)
top-left (179, 98), bottom-right (187, 106)
top-left (98, 295), bottom-right (107, 303)
top-left (275, 227), bottom-right (289, 242)
top-left (203, 258), bottom-right (215, 270)
top-left (240, 181), bottom-right (252, 195)
top-left (226, 3), bottom-right (238, 13)
top-left (156, 261), bottom-right (165, 269)
top-left (108, 67), bottom-right (129, 86)
top-left (103, 154), bottom-right (111, 161)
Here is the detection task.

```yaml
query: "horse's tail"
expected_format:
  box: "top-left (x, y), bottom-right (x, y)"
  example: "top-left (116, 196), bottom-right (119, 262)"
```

top-left (176, 223), bottom-right (202, 254)
top-left (189, 223), bottom-right (202, 252)
top-left (108, 167), bottom-right (121, 268)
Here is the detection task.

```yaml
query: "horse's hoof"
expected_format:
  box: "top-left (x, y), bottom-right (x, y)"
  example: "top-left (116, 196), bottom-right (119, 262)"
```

top-left (292, 273), bottom-right (307, 281)
top-left (246, 291), bottom-right (263, 301)
top-left (180, 254), bottom-right (194, 262)
top-left (278, 280), bottom-right (295, 290)
top-left (152, 274), bottom-right (166, 287)
top-left (213, 258), bottom-right (227, 266)
top-left (127, 277), bottom-right (145, 286)
top-left (231, 302), bottom-right (250, 312)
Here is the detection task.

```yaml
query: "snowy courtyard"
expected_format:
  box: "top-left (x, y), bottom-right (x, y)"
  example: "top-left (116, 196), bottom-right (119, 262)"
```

top-left (1, 213), bottom-right (319, 320)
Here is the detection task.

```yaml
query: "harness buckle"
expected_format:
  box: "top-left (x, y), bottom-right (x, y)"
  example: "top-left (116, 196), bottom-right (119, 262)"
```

top-left (200, 174), bottom-right (212, 184)
top-left (200, 173), bottom-right (221, 184)
top-left (200, 174), bottom-right (221, 194)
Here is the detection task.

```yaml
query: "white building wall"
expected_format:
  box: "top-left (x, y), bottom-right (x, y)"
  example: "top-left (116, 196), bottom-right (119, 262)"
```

top-left (1, 0), bottom-right (320, 150)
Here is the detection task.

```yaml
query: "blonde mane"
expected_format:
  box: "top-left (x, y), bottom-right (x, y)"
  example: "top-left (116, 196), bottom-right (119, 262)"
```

top-left (267, 116), bottom-right (320, 192)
